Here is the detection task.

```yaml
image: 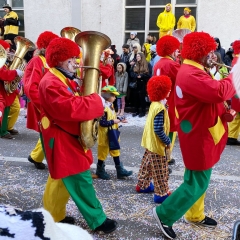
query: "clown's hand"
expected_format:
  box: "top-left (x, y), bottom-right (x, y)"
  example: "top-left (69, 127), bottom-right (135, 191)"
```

top-left (16, 69), bottom-right (24, 77)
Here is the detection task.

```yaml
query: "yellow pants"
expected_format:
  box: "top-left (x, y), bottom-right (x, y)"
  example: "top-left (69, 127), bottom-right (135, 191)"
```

top-left (228, 113), bottom-right (240, 139)
top-left (159, 29), bottom-right (173, 39)
top-left (43, 175), bottom-right (70, 222)
top-left (7, 96), bottom-right (20, 130)
top-left (30, 138), bottom-right (45, 163)
top-left (170, 131), bottom-right (177, 154)
top-left (184, 193), bottom-right (206, 222)
top-left (97, 145), bottom-right (120, 161)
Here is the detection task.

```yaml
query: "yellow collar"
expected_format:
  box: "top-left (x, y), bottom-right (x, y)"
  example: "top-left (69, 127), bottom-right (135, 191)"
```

top-left (183, 59), bottom-right (204, 71)
top-left (49, 68), bottom-right (79, 96)
top-left (162, 56), bottom-right (173, 60)
top-left (39, 55), bottom-right (48, 69)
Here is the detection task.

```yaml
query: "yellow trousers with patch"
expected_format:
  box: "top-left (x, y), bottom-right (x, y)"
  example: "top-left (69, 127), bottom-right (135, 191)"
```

top-left (159, 29), bottom-right (173, 39)
top-left (97, 145), bottom-right (120, 160)
top-left (43, 175), bottom-right (70, 222)
top-left (228, 113), bottom-right (240, 139)
top-left (30, 138), bottom-right (45, 163)
top-left (7, 96), bottom-right (20, 130)
top-left (184, 193), bottom-right (206, 222)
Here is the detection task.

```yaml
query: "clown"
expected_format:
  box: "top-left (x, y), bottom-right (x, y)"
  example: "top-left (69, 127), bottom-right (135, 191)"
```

top-left (136, 75), bottom-right (172, 204)
top-left (152, 32), bottom-right (235, 239)
top-left (0, 39), bottom-right (23, 139)
top-left (177, 7), bottom-right (196, 32)
top-left (38, 37), bottom-right (118, 233)
top-left (23, 31), bottom-right (59, 169)
top-left (153, 35), bottom-right (180, 167)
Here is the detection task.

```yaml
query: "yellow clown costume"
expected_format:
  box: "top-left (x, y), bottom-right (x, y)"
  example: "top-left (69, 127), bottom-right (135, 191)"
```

top-left (177, 7), bottom-right (196, 32)
top-left (156, 3), bottom-right (176, 39)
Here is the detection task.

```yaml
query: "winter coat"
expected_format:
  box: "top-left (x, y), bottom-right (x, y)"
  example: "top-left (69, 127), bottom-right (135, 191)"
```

top-left (115, 63), bottom-right (128, 95)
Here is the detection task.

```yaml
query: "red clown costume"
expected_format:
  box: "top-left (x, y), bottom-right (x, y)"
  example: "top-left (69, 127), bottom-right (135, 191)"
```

top-left (152, 32), bottom-right (235, 239)
top-left (23, 31), bottom-right (59, 169)
top-left (0, 40), bottom-right (19, 139)
top-left (38, 37), bottom-right (118, 233)
top-left (153, 35), bottom-right (180, 163)
top-left (227, 40), bottom-right (240, 145)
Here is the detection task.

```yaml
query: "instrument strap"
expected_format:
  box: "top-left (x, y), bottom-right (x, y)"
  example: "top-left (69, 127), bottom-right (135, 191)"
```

top-left (49, 68), bottom-right (79, 96)
top-left (39, 55), bottom-right (48, 69)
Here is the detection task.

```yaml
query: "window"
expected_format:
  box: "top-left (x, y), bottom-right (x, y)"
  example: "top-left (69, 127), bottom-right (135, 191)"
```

top-left (0, 0), bottom-right (24, 36)
top-left (125, 0), bottom-right (197, 45)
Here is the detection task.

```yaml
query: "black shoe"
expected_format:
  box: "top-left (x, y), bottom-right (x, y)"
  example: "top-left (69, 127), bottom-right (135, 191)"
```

top-left (168, 168), bottom-right (172, 174)
top-left (153, 207), bottom-right (176, 239)
top-left (1, 133), bottom-right (13, 139)
top-left (138, 113), bottom-right (145, 118)
top-left (28, 155), bottom-right (46, 170)
top-left (226, 137), bottom-right (240, 145)
top-left (184, 216), bottom-right (217, 228)
top-left (8, 129), bottom-right (19, 135)
top-left (168, 159), bottom-right (175, 165)
top-left (132, 112), bottom-right (139, 117)
top-left (59, 216), bottom-right (75, 225)
top-left (95, 218), bottom-right (118, 234)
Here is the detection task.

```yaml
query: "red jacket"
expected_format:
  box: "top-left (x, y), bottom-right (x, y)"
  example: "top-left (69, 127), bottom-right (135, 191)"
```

top-left (153, 57), bottom-right (180, 132)
top-left (100, 61), bottom-right (115, 87)
top-left (175, 60), bottom-right (235, 170)
top-left (39, 69), bottom-right (104, 179)
top-left (23, 56), bottom-right (48, 132)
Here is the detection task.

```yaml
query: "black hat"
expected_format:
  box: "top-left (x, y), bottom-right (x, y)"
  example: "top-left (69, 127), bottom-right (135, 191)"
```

top-left (2, 4), bottom-right (12, 10)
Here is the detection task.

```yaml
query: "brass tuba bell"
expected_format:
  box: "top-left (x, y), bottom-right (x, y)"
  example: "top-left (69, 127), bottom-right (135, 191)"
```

top-left (60, 27), bottom-right (81, 41)
top-left (0, 44), bottom-right (7, 68)
top-left (75, 31), bottom-right (111, 149)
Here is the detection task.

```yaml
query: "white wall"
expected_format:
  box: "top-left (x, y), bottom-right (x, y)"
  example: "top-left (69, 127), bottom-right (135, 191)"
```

top-left (198, 0), bottom-right (240, 50)
top-left (81, 0), bottom-right (124, 54)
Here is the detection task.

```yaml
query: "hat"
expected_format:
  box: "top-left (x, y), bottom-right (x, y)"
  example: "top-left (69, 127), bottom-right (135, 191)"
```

top-left (233, 40), bottom-right (240, 54)
top-left (2, 4), bottom-right (11, 10)
top-left (150, 44), bottom-right (156, 52)
top-left (0, 40), bottom-right (10, 50)
top-left (184, 7), bottom-right (191, 12)
top-left (147, 75), bottom-right (172, 102)
top-left (101, 85), bottom-right (119, 96)
top-left (181, 32), bottom-right (216, 62)
top-left (46, 38), bottom-right (80, 68)
top-left (36, 31), bottom-right (59, 49)
top-left (156, 36), bottom-right (180, 57)
top-left (117, 62), bottom-right (126, 72)
top-left (130, 31), bottom-right (137, 36)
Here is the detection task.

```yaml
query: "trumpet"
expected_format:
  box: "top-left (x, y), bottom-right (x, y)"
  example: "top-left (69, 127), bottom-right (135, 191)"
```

top-left (209, 59), bottom-right (232, 70)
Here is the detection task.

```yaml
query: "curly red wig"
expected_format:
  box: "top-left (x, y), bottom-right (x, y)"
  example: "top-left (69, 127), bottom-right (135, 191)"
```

top-left (0, 40), bottom-right (10, 50)
top-left (233, 40), bottom-right (240, 54)
top-left (147, 75), bottom-right (172, 102)
top-left (181, 32), bottom-right (216, 61)
top-left (156, 36), bottom-right (180, 57)
top-left (46, 38), bottom-right (80, 68)
top-left (36, 31), bottom-right (59, 49)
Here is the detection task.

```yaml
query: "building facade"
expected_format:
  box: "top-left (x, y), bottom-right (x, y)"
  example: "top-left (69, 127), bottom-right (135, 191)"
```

top-left (1, 0), bottom-right (240, 54)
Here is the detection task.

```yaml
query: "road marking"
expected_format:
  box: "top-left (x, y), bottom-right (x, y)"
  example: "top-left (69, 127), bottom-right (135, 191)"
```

top-left (1, 156), bottom-right (239, 182)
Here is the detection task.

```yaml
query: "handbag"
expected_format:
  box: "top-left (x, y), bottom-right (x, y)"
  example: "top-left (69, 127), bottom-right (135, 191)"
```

top-left (108, 126), bottom-right (120, 150)
top-left (129, 81), bottom-right (137, 89)
top-left (222, 101), bottom-right (237, 122)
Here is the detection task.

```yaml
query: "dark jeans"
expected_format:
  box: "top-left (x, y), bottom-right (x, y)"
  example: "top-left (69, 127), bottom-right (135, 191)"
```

top-left (132, 87), bottom-right (146, 114)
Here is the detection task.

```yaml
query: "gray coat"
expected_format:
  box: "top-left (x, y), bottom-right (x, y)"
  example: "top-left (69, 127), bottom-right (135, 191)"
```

top-left (115, 66), bottom-right (128, 94)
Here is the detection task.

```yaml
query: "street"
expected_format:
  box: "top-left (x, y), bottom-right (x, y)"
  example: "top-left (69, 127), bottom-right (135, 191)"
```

top-left (0, 109), bottom-right (239, 239)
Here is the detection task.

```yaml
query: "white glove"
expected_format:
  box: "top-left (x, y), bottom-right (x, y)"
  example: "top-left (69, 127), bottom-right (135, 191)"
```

top-left (16, 69), bottom-right (24, 77)
top-left (98, 94), bottom-right (106, 108)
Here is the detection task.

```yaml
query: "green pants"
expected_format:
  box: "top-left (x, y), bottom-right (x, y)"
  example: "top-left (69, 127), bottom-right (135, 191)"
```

top-left (156, 168), bottom-right (212, 226)
top-left (0, 107), bottom-right (10, 137)
top-left (62, 170), bottom-right (106, 230)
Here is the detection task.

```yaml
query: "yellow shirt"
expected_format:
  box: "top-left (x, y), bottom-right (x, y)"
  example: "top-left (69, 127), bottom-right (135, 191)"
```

top-left (4, 11), bottom-right (19, 35)
top-left (177, 15), bottom-right (196, 32)
top-left (156, 5), bottom-right (175, 32)
top-left (141, 102), bottom-right (170, 155)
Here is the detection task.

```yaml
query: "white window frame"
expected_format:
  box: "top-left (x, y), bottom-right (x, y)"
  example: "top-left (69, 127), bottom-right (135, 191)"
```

top-left (125, 0), bottom-right (198, 42)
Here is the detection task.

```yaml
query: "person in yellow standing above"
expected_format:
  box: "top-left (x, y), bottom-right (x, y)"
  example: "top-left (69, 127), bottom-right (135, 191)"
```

top-left (177, 7), bottom-right (196, 32)
top-left (156, 3), bottom-right (176, 39)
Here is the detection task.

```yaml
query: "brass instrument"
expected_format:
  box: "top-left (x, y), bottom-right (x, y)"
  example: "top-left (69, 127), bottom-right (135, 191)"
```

top-left (172, 28), bottom-right (191, 43)
top-left (4, 36), bottom-right (35, 93)
top-left (60, 27), bottom-right (81, 41)
top-left (209, 59), bottom-right (232, 70)
top-left (75, 31), bottom-right (111, 149)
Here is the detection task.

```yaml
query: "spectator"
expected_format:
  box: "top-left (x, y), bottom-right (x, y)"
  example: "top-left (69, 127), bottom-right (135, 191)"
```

top-left (214, 37), bottom-right (225, 63)
top-left (126, 31), bottom-right (140, 51)
top-left (177, 7), bottom-right (196, 32)
top-left (149, 44), bottom-right (161, 72)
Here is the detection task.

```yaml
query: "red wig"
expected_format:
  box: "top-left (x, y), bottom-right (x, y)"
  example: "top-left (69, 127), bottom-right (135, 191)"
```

top-left (0, 40), bottom-right (10, 50)
top-left (156, 36), bottom-right (180, 57)
top-left (46, 38), bottom-right (80, 68)
top-left (233, 40), bottom-right (240, 54)
top-left (147, 75), bottom-right (172, 102)
top-left (181, 32), bottom-right (216, 62)
top-left (36, 31), bottom-right (59, 49)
